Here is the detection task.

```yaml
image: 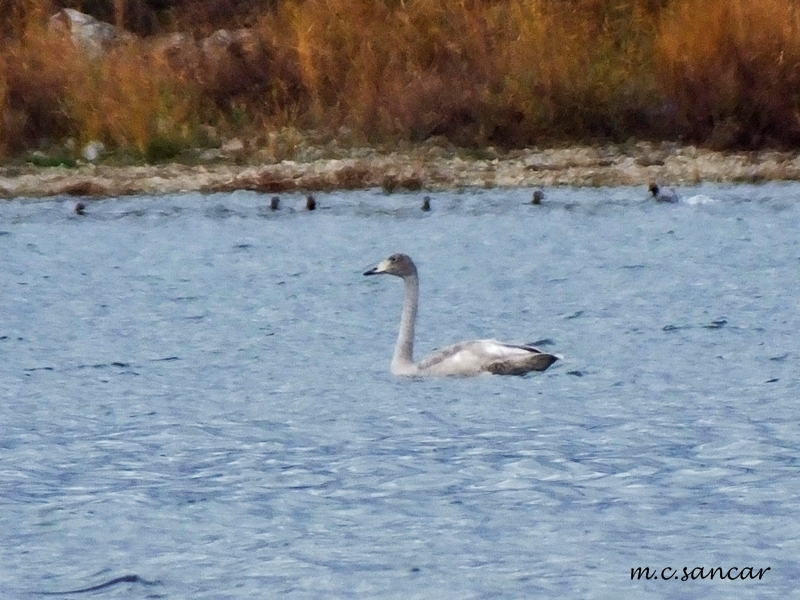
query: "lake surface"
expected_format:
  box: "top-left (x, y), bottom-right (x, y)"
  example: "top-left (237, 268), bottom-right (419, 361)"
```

top-left (1, 184), bottom-right (798, 599)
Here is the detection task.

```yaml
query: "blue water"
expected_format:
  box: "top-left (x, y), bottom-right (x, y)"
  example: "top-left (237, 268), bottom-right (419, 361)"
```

top-left (1, 184), bottom-right (798, 598)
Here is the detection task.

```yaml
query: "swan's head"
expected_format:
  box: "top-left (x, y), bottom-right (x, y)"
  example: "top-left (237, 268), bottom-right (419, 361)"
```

top-left (364, 253), bottom-right (417, 278)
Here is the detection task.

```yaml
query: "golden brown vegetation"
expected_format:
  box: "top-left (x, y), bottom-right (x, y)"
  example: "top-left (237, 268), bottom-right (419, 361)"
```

top-left (656, 0), bottom-right (800, 148)
top-left (2, 0), bottom-right (800, 161)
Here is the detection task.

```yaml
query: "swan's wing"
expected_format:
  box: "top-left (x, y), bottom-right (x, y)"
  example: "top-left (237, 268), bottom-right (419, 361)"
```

top-left (503, 342), bottom-right (550, 354)
top-left (415, 341), bottom-right (476, 371)
top-left (417, 339), bottom-right (557, 376)
top-left (479, 341), bottom-right (559, 375)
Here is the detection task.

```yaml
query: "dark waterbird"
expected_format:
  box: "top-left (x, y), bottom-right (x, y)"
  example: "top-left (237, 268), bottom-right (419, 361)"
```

top-left (649, 182), bottom-right (679, 203)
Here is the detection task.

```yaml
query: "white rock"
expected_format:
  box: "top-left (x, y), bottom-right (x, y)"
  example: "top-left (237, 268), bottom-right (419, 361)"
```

top-left (49, 9), bottom-right (135, 58)
top-left (83, 140), bottom-right (105, 162)
top-left (221, 138), bottom-right (245, 154)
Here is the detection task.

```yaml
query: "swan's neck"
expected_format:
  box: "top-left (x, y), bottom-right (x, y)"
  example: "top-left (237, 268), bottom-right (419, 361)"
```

top-left (392, 273), bottom-right (418, 374)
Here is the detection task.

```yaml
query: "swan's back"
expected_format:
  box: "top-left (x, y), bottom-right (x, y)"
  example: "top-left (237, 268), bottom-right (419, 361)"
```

top-left (415, 339), bottom-right (557, 377)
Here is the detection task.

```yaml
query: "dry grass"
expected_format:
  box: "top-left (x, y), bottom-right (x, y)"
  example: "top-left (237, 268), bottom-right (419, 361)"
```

top-left (656, 0), bottom-right (800, 147)
top-left (0, 11), bottom-right (200, 157)
top-left (87, 49), bottom-right (199, 158)
top-left (2, 0), bottom-right (800, 160)
top-left (0, 21), bottom-right (80, 154)
top-left (264, 0), bottom-right (662, 146)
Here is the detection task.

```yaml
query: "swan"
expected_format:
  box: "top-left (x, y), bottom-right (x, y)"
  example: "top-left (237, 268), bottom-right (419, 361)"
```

top-left (364, 254), bottom-right (559, 376)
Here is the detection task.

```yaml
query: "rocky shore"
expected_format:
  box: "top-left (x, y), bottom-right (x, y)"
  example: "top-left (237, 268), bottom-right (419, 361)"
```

top-left (2, 142), bottom-right (800, 199)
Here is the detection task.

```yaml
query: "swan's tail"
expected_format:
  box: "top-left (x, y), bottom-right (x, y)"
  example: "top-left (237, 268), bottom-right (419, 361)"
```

top-left (487, 351), bottom-right (558, 375)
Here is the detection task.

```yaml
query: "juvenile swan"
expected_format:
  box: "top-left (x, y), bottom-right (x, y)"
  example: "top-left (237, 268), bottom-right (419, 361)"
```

top-left (364, 254), bottom-right (558, 376)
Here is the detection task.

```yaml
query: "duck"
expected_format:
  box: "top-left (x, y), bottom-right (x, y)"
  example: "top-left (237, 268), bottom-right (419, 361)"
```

top-left (649, 182), bottom-right (679, 203)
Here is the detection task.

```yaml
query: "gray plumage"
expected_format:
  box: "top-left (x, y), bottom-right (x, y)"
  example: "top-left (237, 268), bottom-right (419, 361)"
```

top-left (364, 253), bottom-right (558, 376)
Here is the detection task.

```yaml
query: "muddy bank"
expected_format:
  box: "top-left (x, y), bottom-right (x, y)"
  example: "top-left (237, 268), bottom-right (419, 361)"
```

top-left (2, 142), bottom-right (800, 199)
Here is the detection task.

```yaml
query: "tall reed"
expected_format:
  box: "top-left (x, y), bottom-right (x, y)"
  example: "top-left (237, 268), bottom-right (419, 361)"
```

top-left (2, 0), bottom-right (800, 158)
top-left (656, 0), bottom-right (800, 147)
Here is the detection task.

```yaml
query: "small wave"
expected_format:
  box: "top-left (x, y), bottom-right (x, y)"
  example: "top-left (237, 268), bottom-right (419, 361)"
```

top-left (35, 574), bottom-right (157, 595)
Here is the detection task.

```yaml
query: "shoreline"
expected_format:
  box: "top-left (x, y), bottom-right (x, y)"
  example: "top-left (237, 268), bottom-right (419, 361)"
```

top-left (2, 142), bottom-right (800, 199)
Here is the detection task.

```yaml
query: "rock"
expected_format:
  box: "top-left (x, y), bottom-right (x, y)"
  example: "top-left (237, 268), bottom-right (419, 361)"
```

top-left (48, 9), bottom-right (135, 58)
top-left (199, 29), bottom-right (264, 91)
top-left (83, 141), bottom-right (105, 162)
top-left (4, 143), bottom-right (800, 198)
top-left (221, 138), bottom-right (245, 155)
top-left (199, 149), bottom-right (223, 162)
top-left (201, 29), bottom-right (260, 63)
top-left (145, 27), bottom-right (268, 97)
top-left (146, 32), bottom-right (200, 72)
